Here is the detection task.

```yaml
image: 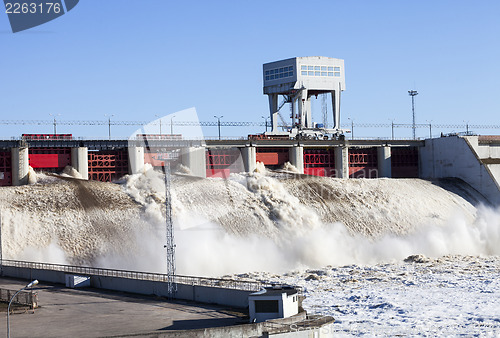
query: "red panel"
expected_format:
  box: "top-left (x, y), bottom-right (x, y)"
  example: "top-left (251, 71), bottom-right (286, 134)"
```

top-left (206, 149), bottom-right (240, 170)
top-left (206, 169), bottom-right (230, 178)
top-left (22, 134), bottom-right (72, 140)
top-left (255, 148), bottom-right (289, 166)
top-left (144, 153), bottom-right (167, 167)
top-left (304, 167), bottom-right (325, 177)
top-left (349, 148), bottom-right (378, 178)
top-left (29, 148), bottom-right (71, 169)
top-left (256, 153), bottom-right (278, 165)
top-left (0, 151), bottom-right (12, 186)
top-left (349, 167), bottom-right (378, 178)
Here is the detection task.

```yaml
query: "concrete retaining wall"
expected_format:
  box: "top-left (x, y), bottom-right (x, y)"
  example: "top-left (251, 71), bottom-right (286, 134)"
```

top-left (1, 266), bottom-right (253, 308)
top-left (420, 136), bottom-right (500, 205)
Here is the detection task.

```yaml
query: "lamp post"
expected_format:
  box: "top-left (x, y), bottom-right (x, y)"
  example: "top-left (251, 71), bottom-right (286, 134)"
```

top-left (408, 90), bottom-right (418, 140)
top-left (104, 114), bottom-right (114, 140)
top-left (214, 115), bottom-right (223, 140)
top-left (7, 280), bottom-right (39, 338)
top-left (170, 115), bottom-right (175, 135)
top-left (49, 114), bottom-right (60, 134)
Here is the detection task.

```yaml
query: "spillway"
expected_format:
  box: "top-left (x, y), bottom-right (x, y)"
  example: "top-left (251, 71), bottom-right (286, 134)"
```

top-left (0, 167), bottom-right (496, 276)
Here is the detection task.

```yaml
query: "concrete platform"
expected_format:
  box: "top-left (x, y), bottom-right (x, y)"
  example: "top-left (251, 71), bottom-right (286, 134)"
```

top-left (0, 277), bottom-right (246, 337)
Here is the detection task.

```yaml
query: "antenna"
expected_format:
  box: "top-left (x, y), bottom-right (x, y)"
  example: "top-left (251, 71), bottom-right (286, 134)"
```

top-left (408, 90), bottom-right (418, 139)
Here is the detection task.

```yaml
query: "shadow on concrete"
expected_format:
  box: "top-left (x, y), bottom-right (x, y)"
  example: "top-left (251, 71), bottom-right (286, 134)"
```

top-left (162, 317), bottom-right (244, 331)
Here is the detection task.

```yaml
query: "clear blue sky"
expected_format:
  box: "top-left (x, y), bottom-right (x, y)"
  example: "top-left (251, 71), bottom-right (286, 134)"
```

top-left (1, 0), bottom-right (499, 139)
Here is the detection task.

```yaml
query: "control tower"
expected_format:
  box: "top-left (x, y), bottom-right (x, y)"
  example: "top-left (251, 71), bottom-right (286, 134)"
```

top-left (263, 56), bottom-right (345, 136)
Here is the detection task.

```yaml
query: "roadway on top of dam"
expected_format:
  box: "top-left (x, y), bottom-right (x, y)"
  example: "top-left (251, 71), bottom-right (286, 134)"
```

top-left (0, 138), bottom-right (425, 150)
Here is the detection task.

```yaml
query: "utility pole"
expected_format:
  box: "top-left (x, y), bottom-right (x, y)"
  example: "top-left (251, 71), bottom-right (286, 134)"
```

top-left (49, 113), bottom-right (60, 134)
top-left (214, 115), bottom-right (223, 140)
top-left (348, 118), bottom-right (354, 140)
top-left (105, 114), bottom-right (114, 140)
top-left (261, 116), bottom-right (269, 132)
top-left (408, 90), bottom-right (418, 140)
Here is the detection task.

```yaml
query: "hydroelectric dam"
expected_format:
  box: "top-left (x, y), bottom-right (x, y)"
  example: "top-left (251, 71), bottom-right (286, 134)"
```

top-left (1, 133), bottom-right (499, 205)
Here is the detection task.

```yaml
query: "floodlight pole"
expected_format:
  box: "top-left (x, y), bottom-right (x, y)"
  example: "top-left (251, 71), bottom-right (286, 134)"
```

top-left (408, 90), bottom-right (418, 140)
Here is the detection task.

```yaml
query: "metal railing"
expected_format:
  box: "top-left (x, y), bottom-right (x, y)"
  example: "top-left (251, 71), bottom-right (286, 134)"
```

top-left (0, 288), bottom-right (38, 308)
top-left (0, 259), bottom-right (269, 292)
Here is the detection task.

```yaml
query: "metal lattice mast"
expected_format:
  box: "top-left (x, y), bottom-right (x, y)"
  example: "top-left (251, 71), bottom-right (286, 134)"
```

top-left (408, 90), bottom-right (418, 140)
top-left (163, 161), bottom-right (176, 297)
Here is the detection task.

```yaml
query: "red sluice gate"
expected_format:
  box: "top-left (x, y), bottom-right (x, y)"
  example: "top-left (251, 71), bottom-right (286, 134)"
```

top-left (349, 148), bottom-right (378, 178)
top-left (29, 148), bottom-right (71, 172)
top-left (304, 149), bottom-right (336, 177)
top-left (88, 150), bottom-right (128, 182)
top-left (391, 147), bottom-right (419, 178)
top-left (206, 148), bottom-right (241, 178)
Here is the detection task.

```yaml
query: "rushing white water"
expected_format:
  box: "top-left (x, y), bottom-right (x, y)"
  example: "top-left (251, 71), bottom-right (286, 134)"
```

top-left (2, 166), bottom-right (499, 335)
top-left (0, 165), bottom-right (498, 277)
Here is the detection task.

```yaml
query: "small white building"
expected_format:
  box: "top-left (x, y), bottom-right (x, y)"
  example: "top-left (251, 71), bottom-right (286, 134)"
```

top-left (248, 286), bottom-right (300, 323)
top-left (263, 56), bottom-right (346, 134)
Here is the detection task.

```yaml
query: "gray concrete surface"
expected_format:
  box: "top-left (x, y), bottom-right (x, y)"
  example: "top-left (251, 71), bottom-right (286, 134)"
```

top-left (0, 277), bottom-right (246, 338)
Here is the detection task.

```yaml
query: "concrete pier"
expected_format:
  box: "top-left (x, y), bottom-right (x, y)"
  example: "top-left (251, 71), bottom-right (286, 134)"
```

top-left (180, 146), bottom-right (207, 178)
top-left (11, 147), bottom-right (29, 186)
top-left (71, 147), bottom-right (89, 179)
top-left (377, 146), bottom-right (392, 178)
top-left (241, 145), bottom-right (257, 173)
top-left (334, 146), bottom-right (349, 178)
top-left (289, 145), bottom-right (304, 174)
top-left (128, 146), bottom-right (145, 175)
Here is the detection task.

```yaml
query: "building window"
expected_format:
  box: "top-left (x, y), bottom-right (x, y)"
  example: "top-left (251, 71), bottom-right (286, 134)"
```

top-left (308, 71), bottom-right (314, 76)
top-left (265, 65), bottom-right (295, 81)
top-left (321, 72), bottom-right (327, 76)
top-left (255, 300), bottom-right (279, 313)
top-left (334, 72), bottom-right (340, 77)
top-left (334, 67), bottom-right (340, 71)
top-left (308, 66), bottom-right (313, 70)
top-left (301, 71), bottom-right (307, 75)
top-left (328, 66), bottom-right (333, 71)
top-left (314, 66), bottom-right (320, 70)
top-left (328, 72), bottom-right (334, 76)
top-left (321, 66), bottom-right (327, 71)
top-left (301, 65), bottom-right (307, 70)
top-left (315, 71), bottom-right (320, 76)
